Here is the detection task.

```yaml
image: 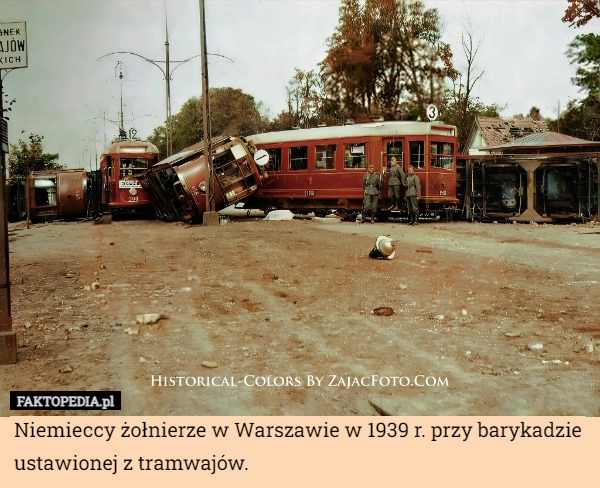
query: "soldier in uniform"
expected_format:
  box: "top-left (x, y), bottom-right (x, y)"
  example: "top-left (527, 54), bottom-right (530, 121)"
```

top-left (362, 164), bottom-right (381, 223)
top-left (387, 156), bottom-right (406, 211)
top-left (405, 165), bottom-right (421, 225)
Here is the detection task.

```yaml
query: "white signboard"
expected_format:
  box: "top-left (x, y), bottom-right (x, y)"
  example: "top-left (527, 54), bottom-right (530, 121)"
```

top-left (119, 180), bottom-right (142, 189)
top-left (0, 22), bottom-right (27, 69)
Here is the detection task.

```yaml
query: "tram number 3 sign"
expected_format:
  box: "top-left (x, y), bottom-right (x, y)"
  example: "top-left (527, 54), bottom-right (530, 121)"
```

top-left (426, 104), bottom-right (438, 122)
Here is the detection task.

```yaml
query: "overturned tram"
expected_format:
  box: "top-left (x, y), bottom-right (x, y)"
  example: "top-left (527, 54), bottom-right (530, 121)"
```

top-left (141, 135), bottom-right (268, 223)
top-left (459, 133), bottom-right (599, 223)
top-left (27, 169), bottom-right (93, 223)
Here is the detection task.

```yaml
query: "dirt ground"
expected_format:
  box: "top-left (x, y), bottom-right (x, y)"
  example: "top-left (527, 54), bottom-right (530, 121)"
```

top-left (1, 212), bottom-right (600, 417)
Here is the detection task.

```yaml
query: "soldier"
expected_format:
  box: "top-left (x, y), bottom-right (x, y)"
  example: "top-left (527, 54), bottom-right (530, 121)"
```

top-left (405, 165), bottom-right (421, 225)
top-left (362, 164), bottom-right (381, 224)
top-left (387, 156), bottom-right (406, 210)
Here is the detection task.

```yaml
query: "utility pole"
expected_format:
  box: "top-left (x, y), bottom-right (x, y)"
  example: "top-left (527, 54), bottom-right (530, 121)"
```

top-left (0, 72), bottom-right (17, 364)
top-left (0, 21), bottom-right (26, 364)
top-left (164, 6), bottom-right (172, 157)
top-left (199, 0), bottom-right (218, 226)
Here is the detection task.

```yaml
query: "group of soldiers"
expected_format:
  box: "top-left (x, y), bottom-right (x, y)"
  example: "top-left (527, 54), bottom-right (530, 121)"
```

top-left (361, 157), bottom-right (421, 224)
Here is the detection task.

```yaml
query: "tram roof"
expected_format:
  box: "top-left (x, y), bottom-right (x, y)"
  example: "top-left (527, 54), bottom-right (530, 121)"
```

top-left (246, 121), bottom-right (456, 145)
top-left (102, 139), bottom-right (160, 155)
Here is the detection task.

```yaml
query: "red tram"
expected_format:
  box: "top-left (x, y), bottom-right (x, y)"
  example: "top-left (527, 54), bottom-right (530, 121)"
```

top-left (141, 135), bottom-right (267, 223)
top-left (98, 139), bottom-right (160, 217)
top-left (245, 121), bottom-right (459, 220)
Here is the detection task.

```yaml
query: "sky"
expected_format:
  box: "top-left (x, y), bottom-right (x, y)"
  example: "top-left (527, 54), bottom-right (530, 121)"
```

top-left (0, 0), bottom-right (598, 170)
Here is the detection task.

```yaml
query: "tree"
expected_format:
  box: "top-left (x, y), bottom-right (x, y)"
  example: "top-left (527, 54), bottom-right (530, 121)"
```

top-left (555, 98), bottom-right (600, 140)
top-left (562, 0), bottom-right (600, 27)
top-left (148, 87), bottom-right (270, 155)
top-left (7, 134), bottom-right (63, 177)
top-left (320, 0), bottom-right (372, 120)
top-left (561, 32), bottom-right (600, 140)
top-left (321, 0), bottom-right (454, 121)
top-left (566, 32), bottom-right (600, 100)
top-left (285, 69), bottom-right (324, 128)
top-left (437, 23), bottom-right (502, 151)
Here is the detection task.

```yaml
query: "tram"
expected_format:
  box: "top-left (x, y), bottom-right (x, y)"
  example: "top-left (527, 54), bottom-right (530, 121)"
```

top-left (98, 138), bottom-right (160, 218)
top-left (141, 135), bottom-right (268, 223)
top-left (245, 121), bottom-right (459, 220)
top-left (27, 169), bottom-right (92, 222)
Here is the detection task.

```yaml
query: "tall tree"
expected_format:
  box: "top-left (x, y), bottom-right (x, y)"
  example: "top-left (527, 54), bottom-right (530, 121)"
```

top-left (7, 134), bottom-right (63, 177)
top-left (321, 0), bottom-right (454, 121)
top-left (148, 87), bottom-right (269, 155)
top-left (321, 0), bottom-right (372, 120)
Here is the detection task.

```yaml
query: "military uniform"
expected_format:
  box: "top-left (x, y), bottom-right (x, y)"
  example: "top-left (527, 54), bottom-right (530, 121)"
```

top-left (362, 170), bottom-right (381, 223)
top-left (405, 172), bottom-right (421, 225)
top-left (387, 164), bottom-right (406, 210)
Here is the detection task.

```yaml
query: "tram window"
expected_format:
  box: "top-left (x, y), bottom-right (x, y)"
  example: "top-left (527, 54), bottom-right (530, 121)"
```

top-left (266, 148), bottom-right (281, 171)
top-left (290, 146), bottom-right (308, 170)
top-left (409, 141), bottom-right (425, 168)
top-left (430, 142), bottom-right (454, 170)
top-left (344, 143), bottom-right (367, 168)
top-left (120, 158), bottom-right (150, 178)
top-left (315, 144), bottom-right (336, 169)
top-left (386, 141), bottom-right (403, 167)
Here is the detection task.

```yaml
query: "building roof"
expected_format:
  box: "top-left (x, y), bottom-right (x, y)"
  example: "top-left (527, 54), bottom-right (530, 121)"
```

top-left (474, 116), bottom-right (549, 148)
top-left (485, 131), bottom-right (600, 151)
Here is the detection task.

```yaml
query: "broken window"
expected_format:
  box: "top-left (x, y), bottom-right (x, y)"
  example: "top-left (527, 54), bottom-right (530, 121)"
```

top-left (265, 148), bottom-right (281, 171)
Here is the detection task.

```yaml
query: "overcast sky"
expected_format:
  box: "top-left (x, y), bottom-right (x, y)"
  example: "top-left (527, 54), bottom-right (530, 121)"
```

top-left (1, 0), bottom-right (598, 170)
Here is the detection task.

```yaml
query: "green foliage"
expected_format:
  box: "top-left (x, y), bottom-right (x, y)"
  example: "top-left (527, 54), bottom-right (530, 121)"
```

top-left (7, 134), bottom-right (63, 177)
top-left (148, 87), bottom-right (269, 155)
top-left (566, 33), bottom-right (600, 99)
top-left (560, 32), bottom-right (600, 140)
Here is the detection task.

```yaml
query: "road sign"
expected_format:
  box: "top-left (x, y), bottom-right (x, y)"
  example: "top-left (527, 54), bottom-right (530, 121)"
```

top-left (0, 22), bottom-right (28, 69)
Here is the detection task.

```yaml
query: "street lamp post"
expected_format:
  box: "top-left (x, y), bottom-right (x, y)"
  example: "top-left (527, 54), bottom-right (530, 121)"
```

top-left (99, 19), bottom-right (200, 158)
top-left (99, 52), bottom-right (199, 158)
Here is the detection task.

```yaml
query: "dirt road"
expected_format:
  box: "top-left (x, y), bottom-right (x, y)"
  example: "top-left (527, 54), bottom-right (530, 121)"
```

top-left (1, 215), bottom-right (599, 416)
